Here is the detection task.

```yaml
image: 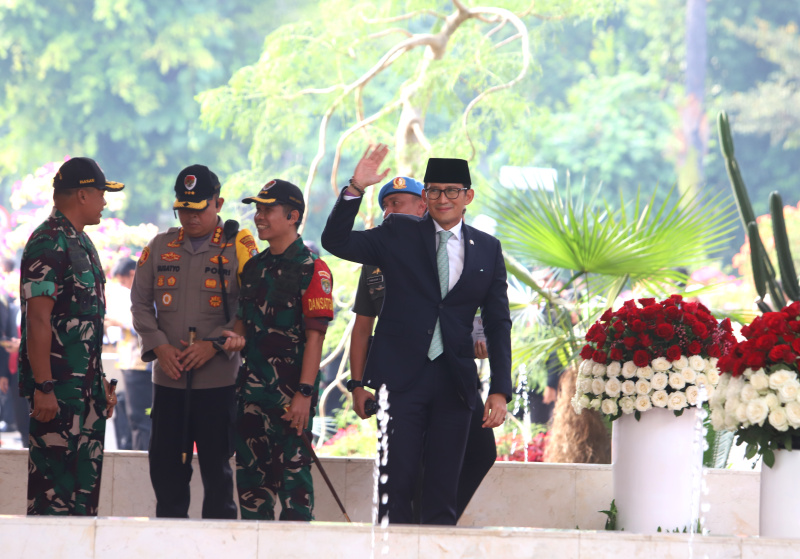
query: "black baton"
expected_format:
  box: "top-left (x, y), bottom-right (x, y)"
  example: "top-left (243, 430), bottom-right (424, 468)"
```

top-left (181, 327), bottom-right (197, 464)
top-left (300, 431), bottom-right (351, 522)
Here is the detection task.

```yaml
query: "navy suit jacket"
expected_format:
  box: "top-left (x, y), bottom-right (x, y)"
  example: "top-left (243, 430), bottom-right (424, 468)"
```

top-left (322, 189), bottom-right (512, 409)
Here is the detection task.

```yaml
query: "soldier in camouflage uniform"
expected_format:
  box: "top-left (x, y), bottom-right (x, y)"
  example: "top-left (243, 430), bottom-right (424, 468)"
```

top-left (222, 179), bottom-right (334, 520)
top-left (19, 157), bottom-right (123, 515)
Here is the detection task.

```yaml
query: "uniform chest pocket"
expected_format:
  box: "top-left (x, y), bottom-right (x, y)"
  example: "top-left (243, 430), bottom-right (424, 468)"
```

top-left (154, 288), bottom-right (178, 313)
top-left (199, 274), bottom-right (229, 315)
top-left (67, 239), bottom-right (98, 314)
top-left (266, 266), bottom-right (301, 311)
top-left (67, 239), bottom-right (91, 274)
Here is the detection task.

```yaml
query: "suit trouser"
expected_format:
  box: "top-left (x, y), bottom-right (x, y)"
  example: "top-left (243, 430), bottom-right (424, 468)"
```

top-left (149, 384), bottom-right (237, 519)
top-left (121, 369), bottom-right (153, 451)
top-left (379, 357), bottom-right (472, 525)
top-left (456, 398), bottom-right (497, 519)
top-left (410, 396), bottom-right (497, 523)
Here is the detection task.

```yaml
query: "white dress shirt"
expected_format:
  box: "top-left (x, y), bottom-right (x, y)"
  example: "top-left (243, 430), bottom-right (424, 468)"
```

top-left (434, 219), bottom-right (464, 292)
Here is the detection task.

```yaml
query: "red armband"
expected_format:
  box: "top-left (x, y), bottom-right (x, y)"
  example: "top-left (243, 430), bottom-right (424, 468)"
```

top-left (302, 259), bottom-right (334, 320)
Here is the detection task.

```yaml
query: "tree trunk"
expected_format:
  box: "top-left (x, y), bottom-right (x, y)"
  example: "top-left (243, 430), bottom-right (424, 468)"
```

top-left (677, 0), bottom-right (708, 196)
top-left (544, 366), bottom-right (611, 464)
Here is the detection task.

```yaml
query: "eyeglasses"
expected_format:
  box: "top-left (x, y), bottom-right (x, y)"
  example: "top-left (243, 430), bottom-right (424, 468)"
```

top-left (425, 187), bottom-right (468, 200)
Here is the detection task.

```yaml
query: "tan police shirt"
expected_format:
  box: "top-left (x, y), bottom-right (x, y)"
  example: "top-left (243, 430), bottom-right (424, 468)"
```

top-left (131, 220), bottom-right (259, 389)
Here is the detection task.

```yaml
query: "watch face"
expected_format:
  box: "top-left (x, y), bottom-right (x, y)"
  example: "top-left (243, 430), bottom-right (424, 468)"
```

top-left (38, 380), bottom-right (55, 394)
top-left (298, 384), bottom-right (314, 397)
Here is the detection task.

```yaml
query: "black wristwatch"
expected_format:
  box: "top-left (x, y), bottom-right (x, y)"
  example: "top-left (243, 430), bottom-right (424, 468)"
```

top-left (34, 380), bottom-right (55, 394)
top-left (297, 383), bottom-right (315, 397)
top-left (346, 379), bottom-right (363, 392)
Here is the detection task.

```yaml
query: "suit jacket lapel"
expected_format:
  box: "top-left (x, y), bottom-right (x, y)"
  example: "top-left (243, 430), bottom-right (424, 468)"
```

top-left (421, 213), bottom-right (438, 278)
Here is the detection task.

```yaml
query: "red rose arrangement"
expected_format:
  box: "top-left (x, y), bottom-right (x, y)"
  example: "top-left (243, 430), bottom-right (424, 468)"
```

top-left (580, 295), bottom-right (735, 366)
top-left (717, 301), bottom-right (800, 377)
top-left (709, 301), bottom-right (800, 467)
top-left (573, 295), bottom-right (736, 420)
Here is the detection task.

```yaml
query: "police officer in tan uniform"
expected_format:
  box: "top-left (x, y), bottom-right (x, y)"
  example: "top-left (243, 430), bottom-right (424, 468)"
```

top-left (131, 165), bottom-right (258, 518)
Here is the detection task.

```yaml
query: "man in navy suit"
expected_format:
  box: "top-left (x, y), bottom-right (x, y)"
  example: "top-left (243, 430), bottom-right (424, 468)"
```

top-left (322, 144), bottom-right (511, 525)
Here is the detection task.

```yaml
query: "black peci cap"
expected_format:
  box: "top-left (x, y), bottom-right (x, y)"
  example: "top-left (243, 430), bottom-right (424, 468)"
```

top-left (423, 158), bottom-right (471, 187)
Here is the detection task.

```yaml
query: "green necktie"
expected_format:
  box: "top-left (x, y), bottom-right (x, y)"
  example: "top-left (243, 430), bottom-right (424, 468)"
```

top-left (427, 230), bottom-right (453, 360)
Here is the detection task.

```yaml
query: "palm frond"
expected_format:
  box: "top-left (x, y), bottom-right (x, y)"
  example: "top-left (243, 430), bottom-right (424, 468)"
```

top-left (491, 181), bottom-right (738, 288)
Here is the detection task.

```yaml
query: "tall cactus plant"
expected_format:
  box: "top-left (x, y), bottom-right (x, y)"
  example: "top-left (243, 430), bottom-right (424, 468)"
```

top-left (718, 111), bottom-right (800, 310)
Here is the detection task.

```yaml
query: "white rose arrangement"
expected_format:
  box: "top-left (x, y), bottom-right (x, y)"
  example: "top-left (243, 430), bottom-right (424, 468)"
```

top-left (709, 367), bottom-right (800, 467)
top-left (573, 355), bottom-right (720, 419)
top-left (710, 301), bottom-right (800, 467)
top-left (572, 296), bottom-right (733, 421)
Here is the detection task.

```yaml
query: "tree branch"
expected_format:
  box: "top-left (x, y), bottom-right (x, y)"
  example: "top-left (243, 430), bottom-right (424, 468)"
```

top-left (494, 32), bottom-right (523, 50)
top-left (368, 28), bottom-right (413, 40)
top-left (518, 1), bottom-right (567, 21)
top-left (300, 31), bottom-right (446, 232)
top-left (486, 18), bottom-right (509, 39)
top-left (329, 98), bottom-right (403, 195)
top-left (411, 121), bottom-right (432, 151)
top-left (361, 9), bottom-right (446, 25)
top-left (460, 6), bottom-right (531, 160)
top-left (302, 0), bottom-right (532, 227)
top-left (316, 315), bottom-right (356, 445)
top-left (281, 84), bottom-right (345, 100)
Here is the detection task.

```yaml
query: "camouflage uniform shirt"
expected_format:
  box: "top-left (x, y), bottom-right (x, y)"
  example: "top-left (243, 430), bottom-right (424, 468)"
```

top-left (19, 208), bottom-right (106, 403)
top-left (237, 236), bottom-right (334, 405)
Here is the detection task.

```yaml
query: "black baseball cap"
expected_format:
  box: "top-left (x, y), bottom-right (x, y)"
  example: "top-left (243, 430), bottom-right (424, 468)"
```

top-left (173, 164), bottom-right (220, 210)
top-left (242, 179), bottom-right (305, 214)
top-left (52, 157), bottom-right (124, 192)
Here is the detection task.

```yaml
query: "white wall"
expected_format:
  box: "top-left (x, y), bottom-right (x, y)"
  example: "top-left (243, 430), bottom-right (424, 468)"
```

top-left (0, 449), bottom-right (758, 536)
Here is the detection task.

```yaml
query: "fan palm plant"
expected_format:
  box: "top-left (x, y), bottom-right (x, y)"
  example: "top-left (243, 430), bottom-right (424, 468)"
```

top-left (491, 176), bottom-right (738, 465)
top-left (493, 177), bottom-right (738, 363)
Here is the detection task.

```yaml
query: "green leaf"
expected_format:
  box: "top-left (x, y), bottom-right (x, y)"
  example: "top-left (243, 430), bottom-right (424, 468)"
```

top-left (599, 498), bottom-right (618, 531)
top-left (492, 182), bottom-right (736, 287)
top-left (763, 448), bottom-right (776, 469)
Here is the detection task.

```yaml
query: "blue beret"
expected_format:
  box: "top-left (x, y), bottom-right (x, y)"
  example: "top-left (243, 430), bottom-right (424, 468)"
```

top-left (378, 176), bottom-right (424, 209)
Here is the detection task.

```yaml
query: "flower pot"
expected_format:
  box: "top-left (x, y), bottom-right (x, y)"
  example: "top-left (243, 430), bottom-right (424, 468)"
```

top-left (760, 448), bottom-right (800, 538)
top-left (612, 407), bottom-right (701, 533)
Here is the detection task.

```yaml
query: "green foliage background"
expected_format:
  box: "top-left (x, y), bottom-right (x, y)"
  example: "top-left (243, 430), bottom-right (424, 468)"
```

top-left (2, 0), bottom-right (797, 250)
top-left (0, 0), bottom-right (312, 227)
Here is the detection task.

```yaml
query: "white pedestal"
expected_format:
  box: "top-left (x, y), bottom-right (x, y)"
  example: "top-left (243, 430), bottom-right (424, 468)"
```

top-left (760, 448), bottom-right (800, 538)
top-left (612, 407), bottom-right (701, 533)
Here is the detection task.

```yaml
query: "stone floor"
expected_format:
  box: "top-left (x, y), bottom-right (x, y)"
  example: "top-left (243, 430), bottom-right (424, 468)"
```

top-left (1, 515), bottom-right (798, 559)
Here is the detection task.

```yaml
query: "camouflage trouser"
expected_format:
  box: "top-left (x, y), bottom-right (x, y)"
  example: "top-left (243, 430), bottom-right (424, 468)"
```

top-left (234, 400), bottom-right (314, 521)
top-left (27, 393), bottom-right (106, 515)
